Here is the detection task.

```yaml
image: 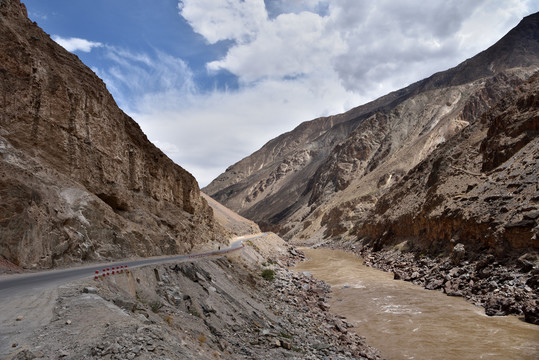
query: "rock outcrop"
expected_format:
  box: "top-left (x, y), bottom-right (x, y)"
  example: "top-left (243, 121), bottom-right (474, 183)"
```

top-left (0, 0), bottom-right (226, 268)
top-left (356, 72), bottom-right (539, 256)
top-left (205, 13), bottom-right (539, 259)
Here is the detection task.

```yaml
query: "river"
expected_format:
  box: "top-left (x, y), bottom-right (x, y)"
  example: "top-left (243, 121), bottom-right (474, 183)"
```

top-left (292, 248), bottom-right (538, 360)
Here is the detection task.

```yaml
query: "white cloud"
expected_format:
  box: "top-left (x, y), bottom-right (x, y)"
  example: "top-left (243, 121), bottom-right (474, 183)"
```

top-left (87, 0), bottom-right (538, 187)
top-left (207, 11), bottom-right (346, 84)
top-left (457, 0), bottom-right (533, 54)
top-left (93, 47), bottom-right (196, 113)
top-left (178, 0), bottom-right (267, 44)
top-left (131, 76), bottom-right (363, 186)
top-left (180, 0), bottom-right (537, 103)
top-left (327, 0), bottom-right (532, 94)
top-left (52, 35), bottom-right (102, 52)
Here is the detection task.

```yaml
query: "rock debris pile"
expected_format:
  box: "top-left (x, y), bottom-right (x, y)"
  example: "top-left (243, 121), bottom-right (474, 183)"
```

top-left (7, 245), bottom-right (381, 359)
top-left (266, 267), bottom-right (381, 359)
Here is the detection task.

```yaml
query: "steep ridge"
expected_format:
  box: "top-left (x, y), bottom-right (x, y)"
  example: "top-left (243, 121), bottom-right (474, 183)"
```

top-left (295, 70), bottom-right (536, 244)
top-left (205, 13), bottom-right (539, 252)
top-left (0, 0), bottom-right (226, 268)
top-left (357, 72), bottom-right (539, 254)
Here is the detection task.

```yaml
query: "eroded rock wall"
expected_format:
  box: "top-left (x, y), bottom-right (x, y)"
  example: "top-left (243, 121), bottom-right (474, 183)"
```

top-left (356, 73), bottom-right (539, 256)
top-left (0, 0), bottom-right (225, 268)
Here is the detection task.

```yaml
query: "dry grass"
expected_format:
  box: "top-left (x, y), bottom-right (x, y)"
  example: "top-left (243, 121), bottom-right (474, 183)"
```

top-left (198, 334), bottom-right (206, 345)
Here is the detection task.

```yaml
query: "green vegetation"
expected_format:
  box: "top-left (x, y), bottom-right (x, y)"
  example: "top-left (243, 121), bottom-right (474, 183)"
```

top-left (189, 308), bottom-right (201, 318)
top-left (149, 301), bottom-right (163, 313)
top-left (261, 269), bottom-right (275, 281)
top-left (262, 258), bottom-right (278, 267)
top-left (246, 239), bottom-right (261, 252)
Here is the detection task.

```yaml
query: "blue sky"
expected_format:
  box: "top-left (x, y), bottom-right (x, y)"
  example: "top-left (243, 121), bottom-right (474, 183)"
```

top-left (23, 0), bottom-right (539, 186)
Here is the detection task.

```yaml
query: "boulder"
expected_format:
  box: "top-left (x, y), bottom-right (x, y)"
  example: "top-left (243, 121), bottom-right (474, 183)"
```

top-left (83, 287), bottom-right (97, 294)
top-left (281, 340), bottom-right (292, 350)
top-left (517, 253), bottom-right (537, 272)
top-left (523, 300), bottom-right (539, 325)
top-left (425, 279), bottom-right (444, 290)
top-left (451, 243), bottom-right (466, 265)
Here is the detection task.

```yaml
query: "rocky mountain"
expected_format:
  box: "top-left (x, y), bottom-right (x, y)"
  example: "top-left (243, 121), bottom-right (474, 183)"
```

top-left (357, 73), bottom-right (539, 256)
top-left (205, 13), bottom-right (539, 258)
top-left (0, 0), bottom-right (228, 269)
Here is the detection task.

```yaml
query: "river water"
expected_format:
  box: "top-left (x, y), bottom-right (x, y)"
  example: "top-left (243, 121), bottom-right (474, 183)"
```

top-left (292, 248), bottom-right (538, 360)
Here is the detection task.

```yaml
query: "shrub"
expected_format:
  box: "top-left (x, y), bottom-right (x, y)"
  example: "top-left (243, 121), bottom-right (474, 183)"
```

top-left (149, 301), bottom-right (163, 313)
top-left (261, 269), bottom-right (275, 281)
top-left (280, 331), bottom-right (292, 339)
top-left (189, 308), bottom-right (201, 318)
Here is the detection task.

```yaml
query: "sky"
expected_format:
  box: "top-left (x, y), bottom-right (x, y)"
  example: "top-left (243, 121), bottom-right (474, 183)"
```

top-left (23, 0), bottom-right (539, 187)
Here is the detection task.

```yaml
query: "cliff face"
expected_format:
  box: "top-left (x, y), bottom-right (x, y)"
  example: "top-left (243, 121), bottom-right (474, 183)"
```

top-left (0, 0), bottom-right (226, 268)
top-left (204, 13), bottom-right (539, 257)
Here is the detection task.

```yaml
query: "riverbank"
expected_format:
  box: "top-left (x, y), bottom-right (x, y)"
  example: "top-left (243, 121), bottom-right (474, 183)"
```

top-left (293, 247), bottom-right (539, 360)
top-left (321, 239), bottom-right (538, 325)
top-left (266, 251), bottom-right (381, 359)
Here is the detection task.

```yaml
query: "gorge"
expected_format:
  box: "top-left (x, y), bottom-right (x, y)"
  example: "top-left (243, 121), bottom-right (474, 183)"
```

top-left (0, 0), bottom-right (538, 359)
top-left (205, 11), bottom-right (539, 325)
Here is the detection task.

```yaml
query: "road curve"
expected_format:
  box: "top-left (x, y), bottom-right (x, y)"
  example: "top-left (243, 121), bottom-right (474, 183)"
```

top-left (0, 233), bottom-right (268, 300)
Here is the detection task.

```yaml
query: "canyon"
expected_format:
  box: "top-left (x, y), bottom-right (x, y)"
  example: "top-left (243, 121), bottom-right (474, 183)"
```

top-left (0, 1), bottom-right (380, 358)
top-left (1, 0), bottom-right (538, 358)
top-left (205, 13), bottom-right (539, 323)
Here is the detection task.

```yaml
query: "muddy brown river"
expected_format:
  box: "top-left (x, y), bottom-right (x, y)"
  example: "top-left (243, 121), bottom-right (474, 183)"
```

top-left (292, 248), bottom-right (538, 360)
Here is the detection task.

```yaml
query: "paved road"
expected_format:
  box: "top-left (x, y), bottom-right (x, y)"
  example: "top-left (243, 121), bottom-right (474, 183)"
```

top-left (0, 233), bottom-right (267, 300)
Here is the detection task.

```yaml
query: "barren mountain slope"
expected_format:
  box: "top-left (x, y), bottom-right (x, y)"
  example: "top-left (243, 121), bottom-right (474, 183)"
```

top-left (355, 72), bottom-right (539, 255)
top-left (205, 13), bottom-right (539, 248)
top-left (288, 69), bottom-right (537, 243)
top-left (0, 0), bottom-right (226, 268)
top-left (201, 192), bottom-right (260, 236)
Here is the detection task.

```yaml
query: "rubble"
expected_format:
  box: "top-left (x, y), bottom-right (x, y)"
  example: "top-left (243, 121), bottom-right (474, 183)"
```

top-left (5, 246), bottom-right (381, 359)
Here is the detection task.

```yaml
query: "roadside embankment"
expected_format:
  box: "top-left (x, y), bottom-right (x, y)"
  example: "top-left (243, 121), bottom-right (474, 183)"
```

top-left (3, 234), bottom-right (380, 359)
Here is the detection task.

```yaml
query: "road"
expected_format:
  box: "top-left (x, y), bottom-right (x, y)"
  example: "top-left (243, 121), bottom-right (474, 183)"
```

top-left (0, 233), bottom-right (267, 300)
top-left (0, 233), bottom-right (268, 357)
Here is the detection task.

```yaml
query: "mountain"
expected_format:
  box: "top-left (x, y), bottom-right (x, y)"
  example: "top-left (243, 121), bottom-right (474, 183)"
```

top-left (357, 72), bottom-right (538, 254)
top-left (204, 13), bottom-right (539, 257)
top-left (0, 0), bottom-right (228, 268)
